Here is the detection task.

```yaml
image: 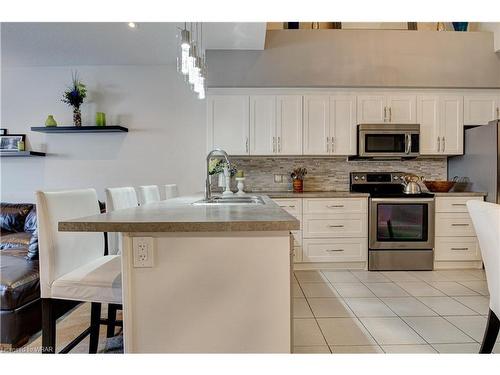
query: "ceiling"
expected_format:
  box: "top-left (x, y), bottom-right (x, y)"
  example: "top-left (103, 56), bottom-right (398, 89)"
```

top-left (0, 22), bottom-right (266, 66)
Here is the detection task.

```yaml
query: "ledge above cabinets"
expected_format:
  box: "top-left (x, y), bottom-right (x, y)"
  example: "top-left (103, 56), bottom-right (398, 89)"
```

top-left (206, 88), bottom-right (500, 157)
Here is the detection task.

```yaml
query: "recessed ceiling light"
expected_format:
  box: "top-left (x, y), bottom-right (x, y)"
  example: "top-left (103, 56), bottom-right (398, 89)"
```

top-left (128, 22), bottom-right (137, 29)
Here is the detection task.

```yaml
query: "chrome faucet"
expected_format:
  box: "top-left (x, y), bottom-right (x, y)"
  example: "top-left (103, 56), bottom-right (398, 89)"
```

top-left (205, 148), bottom-right (231, 200)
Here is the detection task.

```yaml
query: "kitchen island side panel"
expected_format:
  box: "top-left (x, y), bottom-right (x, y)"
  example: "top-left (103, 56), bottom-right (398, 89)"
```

top-left (121, 232), bottom-right (292, 353)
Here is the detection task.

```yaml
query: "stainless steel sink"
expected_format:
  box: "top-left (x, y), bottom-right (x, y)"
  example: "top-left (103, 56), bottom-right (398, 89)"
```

top-left (192, 195), bottom-right (265, 206)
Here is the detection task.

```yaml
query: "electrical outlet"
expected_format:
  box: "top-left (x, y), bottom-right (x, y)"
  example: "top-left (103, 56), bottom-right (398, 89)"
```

top-left (274, 174), bottom-right (283, 183)
top-left (133, 237), bottom-right (155, 268)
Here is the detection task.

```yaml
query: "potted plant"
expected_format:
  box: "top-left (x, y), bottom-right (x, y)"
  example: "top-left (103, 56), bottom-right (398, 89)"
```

top-left (291, 167), bottom-right (307, 193)
top-left (62, 71), bottom-right (87, 127)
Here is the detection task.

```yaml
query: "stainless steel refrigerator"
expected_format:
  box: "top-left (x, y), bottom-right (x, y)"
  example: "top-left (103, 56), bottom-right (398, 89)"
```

top-left (448, 120), bottom-right (500, 204)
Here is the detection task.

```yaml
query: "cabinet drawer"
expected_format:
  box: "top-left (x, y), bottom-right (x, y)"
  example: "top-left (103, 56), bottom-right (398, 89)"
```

top-left (293, 246), bottom-right (303, 263)
top-left (435, 196), bottom-right (483, 213)
top-left (303, 214), bottom-right (367, 238)
top-left (273, 198), bottom-right (302, 218)
top-left (436, 213), bottom-right (476, 237)
top-left (303, 198), bottom-right (367, 215)
top-left (435, 237), bottom-right (481, 261)
top-left (303, 238), bottom-right (367, 263)
top-left (291, 230), bottom-right (302, 247)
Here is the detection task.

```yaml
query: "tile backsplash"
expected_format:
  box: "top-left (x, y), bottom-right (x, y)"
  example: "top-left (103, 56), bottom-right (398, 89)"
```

top-left (228, 157), bottom-right (447, 192)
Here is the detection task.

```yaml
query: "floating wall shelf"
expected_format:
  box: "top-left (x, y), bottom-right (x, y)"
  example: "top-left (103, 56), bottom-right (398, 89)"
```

top-left (30, 126), bottom-right (128, 133)
top-left (0, 151), bottom-right (46, 157)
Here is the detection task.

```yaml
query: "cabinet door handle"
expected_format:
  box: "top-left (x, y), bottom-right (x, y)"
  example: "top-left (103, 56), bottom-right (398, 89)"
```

top-left (451, 247), bottom-right (469, 251)
top-left (442, 136), bottom-right (445, 152)
top-left (327, 205), bottom-right (344, 208)
top-left (278, 136), bottom-right (281, 153)
top-left (451, 203), bottom-right (466, 206)
top-left (437, 136), bottom-right (440, 152)
top-left (451, 223), bottom-right (469, 226)
top-left (246, 137), bottom-right (249, 153)
top-left (389, 107), bottom-right (392, 122)
top-left (383, 106), bottom-right (387, 122)
top-left (326, 249), bottom-right (344, 252)
top-left (328, 224), bottom-right (344, 228)
top-left (497, 107), bottom-right (499, 119)
top-left (331, 136), bottom-right (334, 153)
top-left (326, 136), bottom-right (330, 153)
top-left (272, 137), bottom-right (276, 153)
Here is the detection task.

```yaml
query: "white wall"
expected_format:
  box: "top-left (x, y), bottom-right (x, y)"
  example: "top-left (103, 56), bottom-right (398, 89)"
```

top-left (0, 65), bottom-right (206, 202)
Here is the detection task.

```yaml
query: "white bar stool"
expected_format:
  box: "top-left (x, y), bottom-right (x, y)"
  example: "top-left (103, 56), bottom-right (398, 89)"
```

top-left (467, 200), bottom-right (500, 353)
top-left (137, 185), bottom-right (160, 205)
top-left (163, 184), bottom-right (179, 200)
top-left (36, 188), bottom-right (122, 353)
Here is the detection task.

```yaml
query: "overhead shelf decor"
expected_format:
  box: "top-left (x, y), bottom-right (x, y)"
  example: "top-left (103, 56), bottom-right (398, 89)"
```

top-left (31, 126), bottom-right (128, 133)
top-left (0, 151), bottom-right (46, 157)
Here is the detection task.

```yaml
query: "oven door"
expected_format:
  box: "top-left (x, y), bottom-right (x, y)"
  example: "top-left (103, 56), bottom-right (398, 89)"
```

top-left (369, 197), bottom-right (434, 250)
top-left (359, 130), bottom-right (419, 157)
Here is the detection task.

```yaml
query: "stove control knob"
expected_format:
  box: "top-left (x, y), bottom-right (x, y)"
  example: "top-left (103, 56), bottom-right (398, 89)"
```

top-left (361, 176), bottom-right (365, 180)
top-left (354, 176), bottom-right (359, 180)
top-left (393, 176), bottom-right (399, 180)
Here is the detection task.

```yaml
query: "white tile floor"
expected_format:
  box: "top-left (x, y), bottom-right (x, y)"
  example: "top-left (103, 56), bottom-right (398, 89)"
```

top-left (293, 269), bottom-right (500, 354)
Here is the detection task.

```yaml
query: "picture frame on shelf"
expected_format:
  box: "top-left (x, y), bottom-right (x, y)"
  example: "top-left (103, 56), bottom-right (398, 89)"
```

top-left (0, 134), bottom-right (26, 152)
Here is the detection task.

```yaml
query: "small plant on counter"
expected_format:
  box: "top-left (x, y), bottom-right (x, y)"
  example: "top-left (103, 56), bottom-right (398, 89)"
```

top-left (291, 167), bottom-right (307, 193)
top-left (208, 159), bottom-right (238, 177)
top-left (62, 71), bottom-right (87, 127)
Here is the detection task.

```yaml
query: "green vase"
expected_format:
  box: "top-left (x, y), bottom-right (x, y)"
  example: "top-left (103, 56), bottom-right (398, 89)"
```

top-left (45, 115), bottom-right (57, 127)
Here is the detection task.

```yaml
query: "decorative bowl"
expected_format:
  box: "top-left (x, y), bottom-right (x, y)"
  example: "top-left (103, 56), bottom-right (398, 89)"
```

top-left (423, 180), bottom-right (456, 193)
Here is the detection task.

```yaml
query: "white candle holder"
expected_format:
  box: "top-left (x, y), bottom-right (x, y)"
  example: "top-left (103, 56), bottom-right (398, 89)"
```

top-left (222, 167), bottom-right (234, 196)
top-left (235, 177), bottom-right (246, 196)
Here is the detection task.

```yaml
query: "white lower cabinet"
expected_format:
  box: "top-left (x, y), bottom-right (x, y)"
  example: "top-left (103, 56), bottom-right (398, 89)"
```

top-left (303, 238), bottom-right (367, 263)
top-left (273, 197), bottom-right (368, 266)
top-left (434, 196), bottom-right (483, 268)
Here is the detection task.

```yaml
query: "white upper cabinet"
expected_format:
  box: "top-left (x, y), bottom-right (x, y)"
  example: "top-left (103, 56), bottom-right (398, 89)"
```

top-left (464, 95), bottom-right (499, 125)
top-left (417, 95), bottom-right (463, 155)
top-left (440, 95), bottom-right (464, 155)
top-left (357, 95), bottom-right (386, 123)
top-left (276, 95), bottom-right (303, 155)
top-left (303, 95), bottom-right (330, 155)
top-left (386, 95), bottom-right (417, 123)
top-left (249, 96), bottom-right (276, 155)
top-left (330, 95), bottom-right (357, 155)
top-left (207, 95), bottom-right (249, 155)
top-left (304, 94), bottom-right (357, 156)
top-left (417, 95), bottom-right (440, 154)
top-left (357, 93), bottom-right (416, 124)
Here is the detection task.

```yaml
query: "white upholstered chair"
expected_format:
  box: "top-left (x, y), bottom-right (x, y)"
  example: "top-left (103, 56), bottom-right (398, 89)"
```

top-left (36, 188), bottom-right (122, 353)
top-left (137, 185), bottom-right (161, 205)
top-left (467, 200), bottom-right (500, 353)
top-left (105, 186), bottom-right (139, 255)
top-left (163, 184), bottom-right (179, 200)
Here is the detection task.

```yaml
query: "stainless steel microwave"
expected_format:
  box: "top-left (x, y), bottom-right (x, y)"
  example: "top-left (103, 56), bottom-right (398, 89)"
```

top-left (358, 124), bottom-right (420, 158)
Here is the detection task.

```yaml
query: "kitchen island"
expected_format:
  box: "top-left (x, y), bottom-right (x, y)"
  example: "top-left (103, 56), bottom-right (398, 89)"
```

top-left (59, 195), bottom-right (299, 353)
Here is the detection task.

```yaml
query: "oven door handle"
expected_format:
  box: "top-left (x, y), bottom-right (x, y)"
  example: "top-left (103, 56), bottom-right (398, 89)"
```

top-left (370, 197), bottom-right (435, 203)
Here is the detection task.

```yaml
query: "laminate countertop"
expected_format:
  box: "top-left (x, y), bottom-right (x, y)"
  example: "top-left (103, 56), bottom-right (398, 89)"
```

top-left (430, 191), bottom-right (488, 197)
top-left (58, 195), bottom-right (300, 233)
top-left (249, 191), bottom-right (370, 198)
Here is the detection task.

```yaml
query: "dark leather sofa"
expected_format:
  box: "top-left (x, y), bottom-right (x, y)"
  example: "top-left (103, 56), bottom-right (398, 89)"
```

top-left (0, 203), bottom-right (41, 349)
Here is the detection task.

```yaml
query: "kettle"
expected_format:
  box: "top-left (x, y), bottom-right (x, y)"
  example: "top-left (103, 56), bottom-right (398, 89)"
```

top-left (402, 175), bottom-right (422, 195)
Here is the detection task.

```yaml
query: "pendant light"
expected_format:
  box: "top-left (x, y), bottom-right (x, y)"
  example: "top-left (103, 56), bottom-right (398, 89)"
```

top-left (178, 22), bottom-right (206, 100)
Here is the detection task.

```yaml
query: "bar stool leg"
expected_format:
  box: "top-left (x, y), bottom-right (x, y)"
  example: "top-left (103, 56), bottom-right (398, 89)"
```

top-left (480, 309), bottom-right (500, 354)
top-left (41, 299), bottom-right (56, 354)
top-left (106, 304), bottom-right (118, 338)
top-left (89, 302), bottom-right (102, 353)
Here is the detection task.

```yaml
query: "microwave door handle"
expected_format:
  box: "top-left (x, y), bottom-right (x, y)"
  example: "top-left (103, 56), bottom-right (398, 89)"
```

top-left (405, 134), bottom-right (411, 154)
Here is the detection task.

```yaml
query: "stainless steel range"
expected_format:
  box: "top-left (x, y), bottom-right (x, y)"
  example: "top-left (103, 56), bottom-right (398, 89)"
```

top-left (350, 172), bottom-right (435, 271)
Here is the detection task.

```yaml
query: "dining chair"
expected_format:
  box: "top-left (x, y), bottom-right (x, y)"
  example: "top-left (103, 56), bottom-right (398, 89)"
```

top-left (163, 184), bottom-right (179, 200)
top-left (105, 186), bottom-right (139, 252)
top-left (36, 188), bottom-right (122, 353)
top-left (137, 185), bottom-right (160, 205)
top-left (467, 200), bottom-right (500, 354)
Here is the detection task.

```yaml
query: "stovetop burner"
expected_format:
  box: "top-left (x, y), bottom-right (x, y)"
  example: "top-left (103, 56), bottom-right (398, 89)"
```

top-left (350, 172), bottom-right (434, 198)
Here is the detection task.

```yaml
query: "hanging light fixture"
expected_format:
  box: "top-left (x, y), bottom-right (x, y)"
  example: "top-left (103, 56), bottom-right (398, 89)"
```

top-left (180, 23), bottom-right (191, 75)
top-left (178, 22), bottom-right (206, 100)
